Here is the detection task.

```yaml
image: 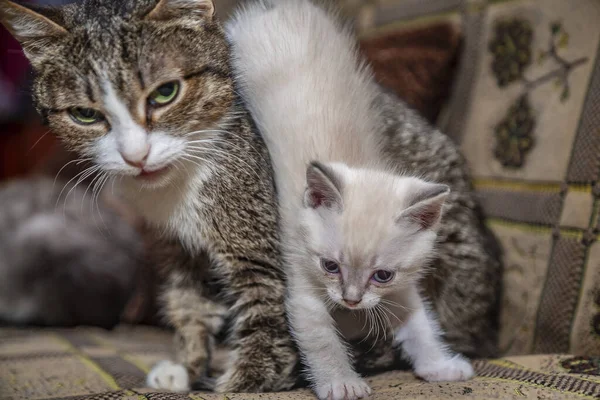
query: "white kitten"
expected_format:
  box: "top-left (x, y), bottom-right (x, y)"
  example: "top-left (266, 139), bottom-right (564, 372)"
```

top-left (227, 1), bottom-right (474, 399)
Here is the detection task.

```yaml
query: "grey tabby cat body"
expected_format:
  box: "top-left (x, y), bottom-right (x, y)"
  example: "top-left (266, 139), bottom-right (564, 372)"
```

top-left (377, 90), bottom-right (502, 359)
top-left (0, 177), bottom-right (142, 329)
top-left (0, 0), bottom-right (297, 393)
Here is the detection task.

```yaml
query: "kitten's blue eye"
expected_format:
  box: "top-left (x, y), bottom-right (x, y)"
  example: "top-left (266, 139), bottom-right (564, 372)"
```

top-left (372, 270), bottom-right (394, 284)
top-left (320, 258), bottom-right (340, 274)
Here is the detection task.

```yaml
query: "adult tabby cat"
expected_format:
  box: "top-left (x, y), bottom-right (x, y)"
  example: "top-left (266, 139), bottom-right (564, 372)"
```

top-left (0, 0), bottom-right (297, 393)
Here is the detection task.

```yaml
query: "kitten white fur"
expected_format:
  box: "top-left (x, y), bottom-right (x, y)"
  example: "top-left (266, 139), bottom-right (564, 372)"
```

top-left (227, 1), bottom-right (474, 399)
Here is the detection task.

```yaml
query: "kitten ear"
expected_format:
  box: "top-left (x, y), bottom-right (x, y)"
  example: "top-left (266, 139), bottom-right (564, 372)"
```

top-left (397, 182), bottom-right (450, 230)
top-left (303, 161), bottom-right (344, 211)
top-left (145, 0), bottom-right (215, 22)
top-left (0, 1), bottom-right (67, 59)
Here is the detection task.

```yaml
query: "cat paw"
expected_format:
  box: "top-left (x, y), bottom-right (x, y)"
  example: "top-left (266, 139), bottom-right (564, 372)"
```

top-left (146, 360), bottom-right (190, 392)
top-left (415, 355), bottom-right (474, 382)
top-left (315, 375), bottom-right (372, 400)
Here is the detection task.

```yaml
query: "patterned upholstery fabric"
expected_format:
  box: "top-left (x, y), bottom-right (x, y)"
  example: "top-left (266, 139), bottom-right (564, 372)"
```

top-left (351, 0), bottom-right (600, 357)
top-left (1, 326), bottom-right (600, 400)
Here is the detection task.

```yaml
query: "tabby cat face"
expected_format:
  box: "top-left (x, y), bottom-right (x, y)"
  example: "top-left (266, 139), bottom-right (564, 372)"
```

top-left (0, 0), bottom-right (232, 187)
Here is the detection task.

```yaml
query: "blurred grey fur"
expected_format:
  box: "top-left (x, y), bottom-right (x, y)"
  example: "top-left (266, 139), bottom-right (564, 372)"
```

top-left (0, 177), bottom-right (144, 328)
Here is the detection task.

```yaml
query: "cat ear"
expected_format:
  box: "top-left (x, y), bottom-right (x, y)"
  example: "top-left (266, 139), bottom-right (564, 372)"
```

top-left (0, 1), bottom-right (67, 58)
top-left (303, 161), bottom-right (344, 211)
top-left (397, 182), bottom-right (450, 230)
top-left (145, 0), bottom-right (215, 22)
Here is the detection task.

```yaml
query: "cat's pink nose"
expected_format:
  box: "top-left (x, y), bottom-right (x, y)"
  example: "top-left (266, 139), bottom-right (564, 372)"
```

top-left (121, 146), bottom-right (150, 169)
top-left (343, 298), bottom-right (361, 307)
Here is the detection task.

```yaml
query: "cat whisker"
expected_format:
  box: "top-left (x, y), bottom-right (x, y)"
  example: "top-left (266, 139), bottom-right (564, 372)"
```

top-left (179, 155), bottom-right (243, 187)
top-left (357, 309), bottom-right (370, 344)
top-left (378, 298), bottom-right (401, 307)
top-left (185, 139), bottom-right (247, 152)
top-left (52, 158), bottom-right (93, 190)
top-left (181, 154), bottom-right (230, 177)
top-left (187, 129), bottom-right (270, 165)
top-left (375, 305), bottom-right (391, 342)
top-left (183, 129), bottom-right (242, 138)
top-left (360, 309), bottom-right (371, 333)
top-left (378, 303), bottom-right (403, 325)
top-left (325, 296), bottom-right (341, 312)
top-left (374, 308), bottom-right (382, 342)
top-left (185, 142), bottom-right (254, 161)
top-left (93, 173), bottom-right (111, 235)
top-left (89, 175), bottom-right (104, 234)
top-left (171, 161), bottom-right (182, 174)
top-left (380, 305), bottom-right (394, 331)
top-left (192, 126), bottom-right (265, 152)
top-left (360, 308), bottom-right (375, 345)
top-left (379, 297), bottom-right (410, 308)
top-left (186, 138), bottom-right (251, 154)
top-left (79, 170), bottom-right (103, 229)
top-left (369, 309), bottom-right (382, 351)
top-left (171, 160), bottom-right (189, 197)
top-left (188, 146), bottom-right (262, 181)
top-left (56, 165), bottom-right (100, 212)
top-left (379, 299), bottom-right (416, 314)
top-left (183, 152), bottom-right (249, 181)
top-left (321, 295), bottom-right (335, 311)
top-left (81, 168), bottom-right (103, 215)
top-left (27, 129), bottom-right (52, 153)
top-left (111, 175), bottom-right (118, 196)
top-left (374, 307), bottom-right (383, 344)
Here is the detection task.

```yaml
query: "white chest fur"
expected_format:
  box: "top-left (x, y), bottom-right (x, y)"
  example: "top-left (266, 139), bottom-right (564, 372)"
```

top-left (117, 164), bottom-right (213, 253)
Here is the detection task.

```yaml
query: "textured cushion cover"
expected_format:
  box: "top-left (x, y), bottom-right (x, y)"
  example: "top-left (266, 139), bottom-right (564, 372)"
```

top-left (2, 325), bottom-right (600, 400)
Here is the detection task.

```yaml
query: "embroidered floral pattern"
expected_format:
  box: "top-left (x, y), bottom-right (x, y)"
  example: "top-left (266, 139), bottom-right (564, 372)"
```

top-left (489, 19), bottom-right (533, 87)
top-left (488, 19), bottom-right (588, 168)
top-left (494, 95), bottom-right (535, 168)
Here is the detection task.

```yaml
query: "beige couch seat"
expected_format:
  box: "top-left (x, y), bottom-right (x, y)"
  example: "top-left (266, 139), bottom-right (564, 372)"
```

top-left (1, 325), bottom-right (599, 400)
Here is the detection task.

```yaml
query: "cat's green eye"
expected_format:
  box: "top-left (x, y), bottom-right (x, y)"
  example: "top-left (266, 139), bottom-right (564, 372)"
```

top-left (69, 107), bottom-right (103, 125)
top-left (148, 82), bottom-right (180, 106)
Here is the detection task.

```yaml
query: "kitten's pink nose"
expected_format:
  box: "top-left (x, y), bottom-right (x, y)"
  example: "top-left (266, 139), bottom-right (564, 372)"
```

top-left (343, 298), bottom-right (361, 307)
top-left (121, 146), bottom-right (150, 169)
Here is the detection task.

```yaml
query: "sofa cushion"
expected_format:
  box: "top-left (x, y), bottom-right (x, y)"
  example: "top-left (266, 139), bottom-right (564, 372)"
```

top-left (359, 20), bottom-right (461, 123)
top-left (1, 326), bottom-right (600, 399)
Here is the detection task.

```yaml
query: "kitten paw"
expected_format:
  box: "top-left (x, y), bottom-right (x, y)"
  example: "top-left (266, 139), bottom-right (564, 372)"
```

top-left (315, 376), bottom-right (372, 400)
top-left (146, 360), bottom-right (190, 392)
top-left (415, 355), bottom-right (474, 382)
